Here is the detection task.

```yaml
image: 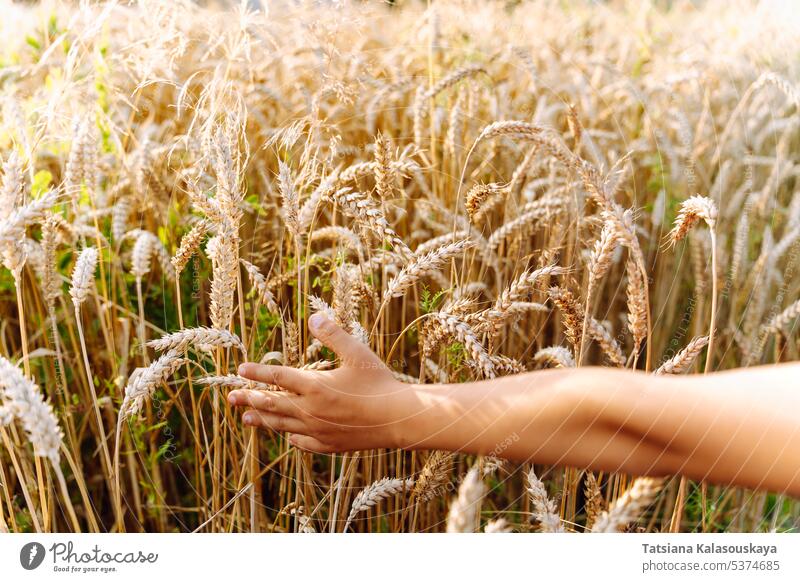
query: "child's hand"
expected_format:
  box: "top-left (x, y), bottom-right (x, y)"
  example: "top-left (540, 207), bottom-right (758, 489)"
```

top-left (229, 313), bottom-right (409, 453)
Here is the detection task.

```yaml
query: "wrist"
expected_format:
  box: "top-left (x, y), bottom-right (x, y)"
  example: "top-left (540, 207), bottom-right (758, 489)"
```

top-left (390, 382), bottom-right (459, 451)
top-left (384, 382), bottom-right (434, 450)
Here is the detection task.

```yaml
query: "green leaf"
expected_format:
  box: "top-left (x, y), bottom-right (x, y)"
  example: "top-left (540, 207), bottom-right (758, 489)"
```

top-left (31, 170), bottom-right (53, 199)
top-left (48, 14), bottom-right (59, 39)
top-left (78, 184), bottom-right (91, 207)
top-left (420, 285), bottom-right (448, 314)
top-left (245, 194), bottom-right (265, 216)
top-left (25, 35), bottom-right (41, 51)
top-left (156, 440), bottom-right (174, 460)
top-left (446, 341), bottom-right (466, 368)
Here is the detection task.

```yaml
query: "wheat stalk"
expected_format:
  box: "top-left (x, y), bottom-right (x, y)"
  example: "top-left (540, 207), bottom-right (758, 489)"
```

top-left (0, 356), bottom-right (80, 530)
top-left (69, 246), bottom-right (98, 308)
top-left (484, 518), bottom-right (512, 533)
top-left (195, 375), bottom-right (272, 391)
top-left (208, 228), bottom-right (240, 331)
top-left (279, 161), bottom-right (301, 238)
top-left (446, 466), bottom-right (485, 533)
top-left (70, 245), bottom-right (114, 492)
top-left (548, 286), bottom-right (583, 351)
top-left (534, 346), bottom-right (576, 368)
top-left (0, 189), bottom-right (57, 247)
top-left (475, 120), bottom-right (547, 145)
top-left (465, 182), bottom-right (509, 224)
top-left (669, 195), bottom-right (719, 373)
top-left (344, 477), bottom-right (414, 531)
top-left (487, 198), bottom-right (565, 250)
top-left (584, 472), bottom-right (604, 530)
top-left (579, 219), bottom-right (620, 363)
top-left (338, 159), bottom-right (420, 184)
top-left (64, 116), bottom-right (98, 199)
top-left (587, 319), bottom-right (626, 367)
top-left (412, 451), bottom-right (455, 503)
top-left (655, 335), bottom-right (710, 375)
top-left (328, 187), bottom-right (412, 260)
top-left (299, 175), bottom-right (337, 232)
top-left (373, 133), bottom-right (394, 200)
top-left (240, 259), bottom-right (280, 314)
top-left (668, 195), bottom-right (718, 245)
top-left (430, 312), bottom-right (496, 378)
top-left (591, 477), bottom-right (664, 532)
top-left (763, 299), bottom-right (800, 335)
top-left (625, 258), bottom-right (648, 361)
top-left (485, 264), bottom-right (566, 328)
top-left (121, 349), bottom-right (186, 420)
top-left (147, 327), bottom-right (246, 355)
top-left (446, 87), bottom-right (466, 157)
top-left (310, 226), bottom-right (362, 255)
top-left (172, 220), bottom-right (208, 275)
top-left (526, 469), bottom-right (565, 532)
top-left (0, 356), bottom-right (62, 465)
top-left (384, 239), bottom-right (474, 300)
top-left (425, 64), bottom-right (488, 99)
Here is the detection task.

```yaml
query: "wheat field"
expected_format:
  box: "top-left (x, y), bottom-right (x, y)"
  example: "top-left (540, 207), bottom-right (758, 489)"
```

top-left (0, 0), bottom-right (799, 533)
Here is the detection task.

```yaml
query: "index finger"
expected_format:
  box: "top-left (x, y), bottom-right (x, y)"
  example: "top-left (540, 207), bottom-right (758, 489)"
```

top-left (238, 363), bottom-right (309, 394)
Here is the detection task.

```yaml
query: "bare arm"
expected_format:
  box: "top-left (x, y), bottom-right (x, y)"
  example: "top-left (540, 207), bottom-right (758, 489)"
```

top-left (230, 314), bottom-right (800, 496)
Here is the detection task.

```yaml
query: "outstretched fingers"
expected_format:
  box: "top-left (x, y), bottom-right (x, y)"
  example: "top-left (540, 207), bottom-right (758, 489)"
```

top-left (288, 434), bottom-right (336, 454)
top-left (228, 389), bottom-right (301, 418)
top-left (238, 363), bottom-right (309, 394)
top-left (242, 410), bottom-right (307, 434)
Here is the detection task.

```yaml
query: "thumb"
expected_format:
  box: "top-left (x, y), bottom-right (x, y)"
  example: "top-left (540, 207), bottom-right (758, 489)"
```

top-left (308, 313), bottom-right (381, 368)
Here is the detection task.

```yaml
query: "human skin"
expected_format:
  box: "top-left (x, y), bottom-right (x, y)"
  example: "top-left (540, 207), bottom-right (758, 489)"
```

top-left (229, 312), bottom-right (800, 497)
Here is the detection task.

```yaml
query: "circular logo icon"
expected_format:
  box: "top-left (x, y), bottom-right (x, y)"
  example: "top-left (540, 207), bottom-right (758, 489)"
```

top-left (20, 542), bottom-right (46, 570)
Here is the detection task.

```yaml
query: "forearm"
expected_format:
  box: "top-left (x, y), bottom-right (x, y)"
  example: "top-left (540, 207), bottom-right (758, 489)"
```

top-left (234, 314), bottom-right (800, 495)
top-left (394, 364), bottom-right (800, 495)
